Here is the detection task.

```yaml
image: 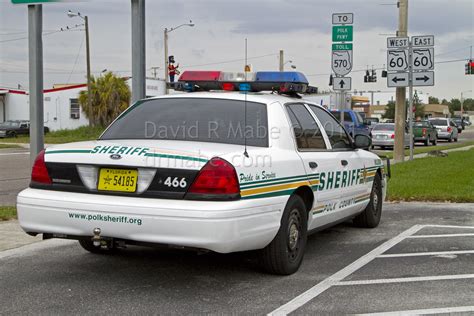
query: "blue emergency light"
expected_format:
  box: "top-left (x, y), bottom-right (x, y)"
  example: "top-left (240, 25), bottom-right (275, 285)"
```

top-left (176, 70), bottom-right (317, 95)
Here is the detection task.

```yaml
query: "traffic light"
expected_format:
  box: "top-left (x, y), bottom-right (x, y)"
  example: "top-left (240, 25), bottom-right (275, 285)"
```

top-left (465, 60), bottom-right (474, 75)
top-left (364, 69), bottom-right (377, 82)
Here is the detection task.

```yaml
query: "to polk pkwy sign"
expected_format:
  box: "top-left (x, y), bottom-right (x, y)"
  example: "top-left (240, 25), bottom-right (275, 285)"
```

top-left (332, 13), bottom-right (353, 25)
top-left (332, 25), bottom-right (353, 42)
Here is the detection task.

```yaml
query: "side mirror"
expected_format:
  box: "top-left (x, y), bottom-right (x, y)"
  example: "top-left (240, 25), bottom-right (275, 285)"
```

top-left (354, 134), bottom-right (372, 150)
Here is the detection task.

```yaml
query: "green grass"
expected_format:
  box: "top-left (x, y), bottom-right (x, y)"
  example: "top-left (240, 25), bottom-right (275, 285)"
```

top-left (0, 207), bottom-right (17, 221)
top-left (375, 140), bottom-right (474, 159)
top-left (387, 148), bottom-right (474, 202)
top-left (0, 125), bottom-right (105, 144)
top-left (0, 144), bottom-right (22, 149)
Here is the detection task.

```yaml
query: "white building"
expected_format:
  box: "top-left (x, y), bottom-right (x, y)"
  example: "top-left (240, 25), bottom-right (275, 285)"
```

top-left (0, 78), bottom-right (166, 131)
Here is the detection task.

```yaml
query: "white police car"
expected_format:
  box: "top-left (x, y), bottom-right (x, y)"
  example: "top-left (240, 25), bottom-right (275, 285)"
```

top-left (17, 71), bottom-right (387, 275)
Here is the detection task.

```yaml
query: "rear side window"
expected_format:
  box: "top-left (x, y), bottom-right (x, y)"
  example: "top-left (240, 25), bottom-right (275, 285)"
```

top-left (101, 98), bottom-right (268, 147)
top-left (286, 103), bottom-right (326, 150)
top-left (308, 105), bottom-right (352, 149)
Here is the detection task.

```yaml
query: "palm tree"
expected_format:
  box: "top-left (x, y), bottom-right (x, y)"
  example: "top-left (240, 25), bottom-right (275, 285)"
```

top-left (78, 72), bottom-right (131, 126)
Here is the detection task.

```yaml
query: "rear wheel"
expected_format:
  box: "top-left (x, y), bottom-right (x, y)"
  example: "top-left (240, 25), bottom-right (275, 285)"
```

top-left (79, 239), bottom-right (115, 254)
top-left (424, 138), bottom-right (429, 146)
top-left (260, 195), bottom-right (307, 275)
top-left (354, 173), bottom-right (382, 228)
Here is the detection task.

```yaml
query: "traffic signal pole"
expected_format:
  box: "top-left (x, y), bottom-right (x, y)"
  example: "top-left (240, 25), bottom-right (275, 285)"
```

top-left (394, 0), bottom-right (408, 163)
top-left (28, 4), bottom-right (44, 166)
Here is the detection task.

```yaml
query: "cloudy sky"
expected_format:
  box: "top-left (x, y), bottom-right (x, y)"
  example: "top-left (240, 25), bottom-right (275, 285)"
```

top-left (0, 0), bottom-right (473, 101)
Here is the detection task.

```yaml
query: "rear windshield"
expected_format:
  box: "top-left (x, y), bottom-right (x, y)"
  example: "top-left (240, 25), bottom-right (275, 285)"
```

top-left (101, 98), bottom-right (268, 147)
top-left (372, 124), bottom-right (394, 131)
top-left (414, 122), bottom-right (429, 127)
top-left (430, 119), bottom-right (447, 126)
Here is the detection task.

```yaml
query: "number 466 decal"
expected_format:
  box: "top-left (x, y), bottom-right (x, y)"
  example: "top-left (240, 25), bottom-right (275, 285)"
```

top-left (164, 177), bottom-right (187, 188)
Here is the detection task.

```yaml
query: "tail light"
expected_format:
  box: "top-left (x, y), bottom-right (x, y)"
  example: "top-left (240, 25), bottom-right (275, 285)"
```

top-left (447, 127), bottom-right (452, 133)
top-left (187, 157), bottom-right (240, 200)
top-left (31, 149), bottom-right (52, 185)
top-left (422, 128), bottom-right (426, 136)
top-left (391, 134), bottom-right (395, 139)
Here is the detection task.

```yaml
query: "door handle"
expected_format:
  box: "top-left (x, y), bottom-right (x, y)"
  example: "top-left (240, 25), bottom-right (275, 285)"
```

top-left (341, 160), bottom-right (348, 166)
top-left (309, 162), bottom-right (318, 169)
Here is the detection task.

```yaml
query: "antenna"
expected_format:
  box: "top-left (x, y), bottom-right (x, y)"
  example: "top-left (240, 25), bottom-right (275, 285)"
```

top-left (243, 38), bottom-right (249, 158)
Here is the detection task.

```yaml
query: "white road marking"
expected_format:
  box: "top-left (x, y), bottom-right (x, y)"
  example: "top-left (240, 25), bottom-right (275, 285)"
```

top-left (352, 305), bottom-right (474, 316)
top-left (0, 239), bottom-right (75, 260)
top-left (407, 233), bottom-right (474, 238)
top-left (267, 224), bottom-right (425, 316)
top-left (424, 224), bottom-right (474, 230)
top-left (0, 152), bottom-right (29, 156)
top-left (336, 274), bottom-right (474, 286)
top-left (378, 250), bottom-right (474, 258)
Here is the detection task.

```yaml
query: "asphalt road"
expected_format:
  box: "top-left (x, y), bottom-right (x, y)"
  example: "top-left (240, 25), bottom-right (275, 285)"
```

top-left (1, 202), bottom-right (473, 315)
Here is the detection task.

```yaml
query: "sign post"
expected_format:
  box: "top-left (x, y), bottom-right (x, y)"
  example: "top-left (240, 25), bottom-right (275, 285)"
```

top-left (386, 35), bottom-right (435, 160)
top-left (332, 13), bottom-right (353, 110)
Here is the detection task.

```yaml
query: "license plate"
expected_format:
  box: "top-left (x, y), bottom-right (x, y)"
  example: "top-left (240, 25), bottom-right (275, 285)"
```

top-left (98, 168), bottom-right (138, 192)
top-left (376, 135), bottom-right (387, 139)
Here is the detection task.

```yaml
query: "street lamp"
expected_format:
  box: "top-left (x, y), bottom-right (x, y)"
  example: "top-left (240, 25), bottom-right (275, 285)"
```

top-left (283, 60), bottom-right (297, 70)
top-left (164, 20), bottom-right (194, 94)
top-left (67, 10), bottom-right (92, 124)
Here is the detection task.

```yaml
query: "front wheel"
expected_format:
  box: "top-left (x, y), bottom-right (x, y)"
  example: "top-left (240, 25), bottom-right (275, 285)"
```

top-left (260, 195), bottom-right (308, 275)
top-left (353, 173), bottom-right (383, 228)
top-left (432, 137), bottom-right (437, 146)
top-left (424, 138), bottom-right (429, 146)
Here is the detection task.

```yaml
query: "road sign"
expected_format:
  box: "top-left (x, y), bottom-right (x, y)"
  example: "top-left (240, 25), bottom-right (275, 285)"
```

top-left (412, 35), bottom-right (434, 47)
top-left (387, 72), bottom-right (409, 87)
top-left (387, 49), bottom-right (409, 71)
top-left (412, 48), bottom-right (434, 71)
top-left (332, 43), bottom-right (353, 51)
top-left (387, 37), bottom-right (409, 48)
top-left (333, 77), bottom-right (351, 91)
top-left (332, 26), bottom-right (353, 42)
top-left (332, 50), bottom-right (353, 76)
top-left (332, 13), bottom-right (353, 25)
top-left (413, 71), bottom-right (434, 86)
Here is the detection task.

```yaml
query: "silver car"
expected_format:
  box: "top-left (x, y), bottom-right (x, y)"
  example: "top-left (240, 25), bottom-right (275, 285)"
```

top-left (428, 118), bottom-right (458, 142)
top-left (371, 123), bottom-right (410, 149)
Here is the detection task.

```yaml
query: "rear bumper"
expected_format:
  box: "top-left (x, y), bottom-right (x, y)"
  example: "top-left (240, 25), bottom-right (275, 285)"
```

top-left (17, 188), bottom-right (285, 253)
top-left (437, 132), bottom-right (451, 139)
top-left (372, 139), bottom-right (394, 147)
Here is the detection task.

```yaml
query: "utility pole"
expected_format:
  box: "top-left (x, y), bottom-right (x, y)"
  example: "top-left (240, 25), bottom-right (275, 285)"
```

top-left (28, 4), bottom-right (44, 166)
top-left (131, 0), bottom-right (146, 103)
top-left (84, 15), bottom-right (92, 125)
top-left (279, 50), bottom-right (284, 71)
top-left (394, 0), bottom-right (408, 162)
top-left (164, 28), bottom-right (169, 94)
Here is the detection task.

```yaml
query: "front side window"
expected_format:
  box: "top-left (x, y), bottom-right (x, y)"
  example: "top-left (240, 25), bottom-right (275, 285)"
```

top-left (308, 105), bottom-right (352, 150)
top-left (286, 103), bottom-right (326, 150)
top-left (101, 98), bottom-right (268, 147)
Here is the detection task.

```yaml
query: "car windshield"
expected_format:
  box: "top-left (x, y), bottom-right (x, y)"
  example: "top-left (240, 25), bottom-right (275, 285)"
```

top-left (0, 121), bottom-right (20, 127)
top-left (101, 97), bottom-right (269, 147)
top-left (372, 124), bottom-right (394, 131)
top-left (414, 122), bottom-right (429, 127)
top-left (430, 119), bottom-right (447, 126)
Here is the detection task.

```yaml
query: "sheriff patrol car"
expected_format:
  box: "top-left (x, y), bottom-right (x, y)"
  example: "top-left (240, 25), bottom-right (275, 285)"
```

top-left (17, 71), bottom-right (387, 275)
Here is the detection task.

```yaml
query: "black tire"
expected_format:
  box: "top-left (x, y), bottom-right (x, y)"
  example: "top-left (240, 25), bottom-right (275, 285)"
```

top-left (353, 173), bottom-right (383, 228)
top-left (455, 137), bottom-right (458, 142)
top-left (432, 137), bottom-right (437, 146)
top-left (78, 239), bottom-right (115, 254)
top-left (448, 135), bottom-right (453, 143)
top-left (424, 138), bottom-right (429, 146)
top-left (260, 195), bottom-right (308, 275)
top-left (8, 131), bottom-right (17, 138)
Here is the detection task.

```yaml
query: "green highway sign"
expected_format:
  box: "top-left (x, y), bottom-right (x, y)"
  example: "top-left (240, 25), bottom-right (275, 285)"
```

top-left (332, 43), bottom-right (353, 51)
top-left (332, 25), bottom-right (353, 42)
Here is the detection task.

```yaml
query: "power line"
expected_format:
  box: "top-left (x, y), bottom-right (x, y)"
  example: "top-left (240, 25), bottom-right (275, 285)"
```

top-left (67, 34), bottom-right (85, 84)
top-left (0, 24), bottom-right (84, 43)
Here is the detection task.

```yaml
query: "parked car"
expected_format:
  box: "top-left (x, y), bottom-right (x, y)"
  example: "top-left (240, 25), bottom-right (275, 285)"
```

top-left (371, 123), bottom-right (410, 149)
top-left (452, 117), bottom-right (465, 132)
top-left (413, 120), bottom-right (438, 146)
top-left (428, 118), bottom-right (458, 142)
top-left (0, 120), bottom-right (49, 138)
top-left (330, 109), bottom-right (371, 138)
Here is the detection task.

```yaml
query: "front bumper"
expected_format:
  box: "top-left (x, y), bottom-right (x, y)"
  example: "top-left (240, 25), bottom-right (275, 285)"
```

top-left (17, 188), bottom-right (285, 253)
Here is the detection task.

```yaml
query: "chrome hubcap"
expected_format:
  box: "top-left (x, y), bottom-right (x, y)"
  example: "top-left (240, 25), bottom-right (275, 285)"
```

top-left (289, 222), bottom-right (299, 250)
